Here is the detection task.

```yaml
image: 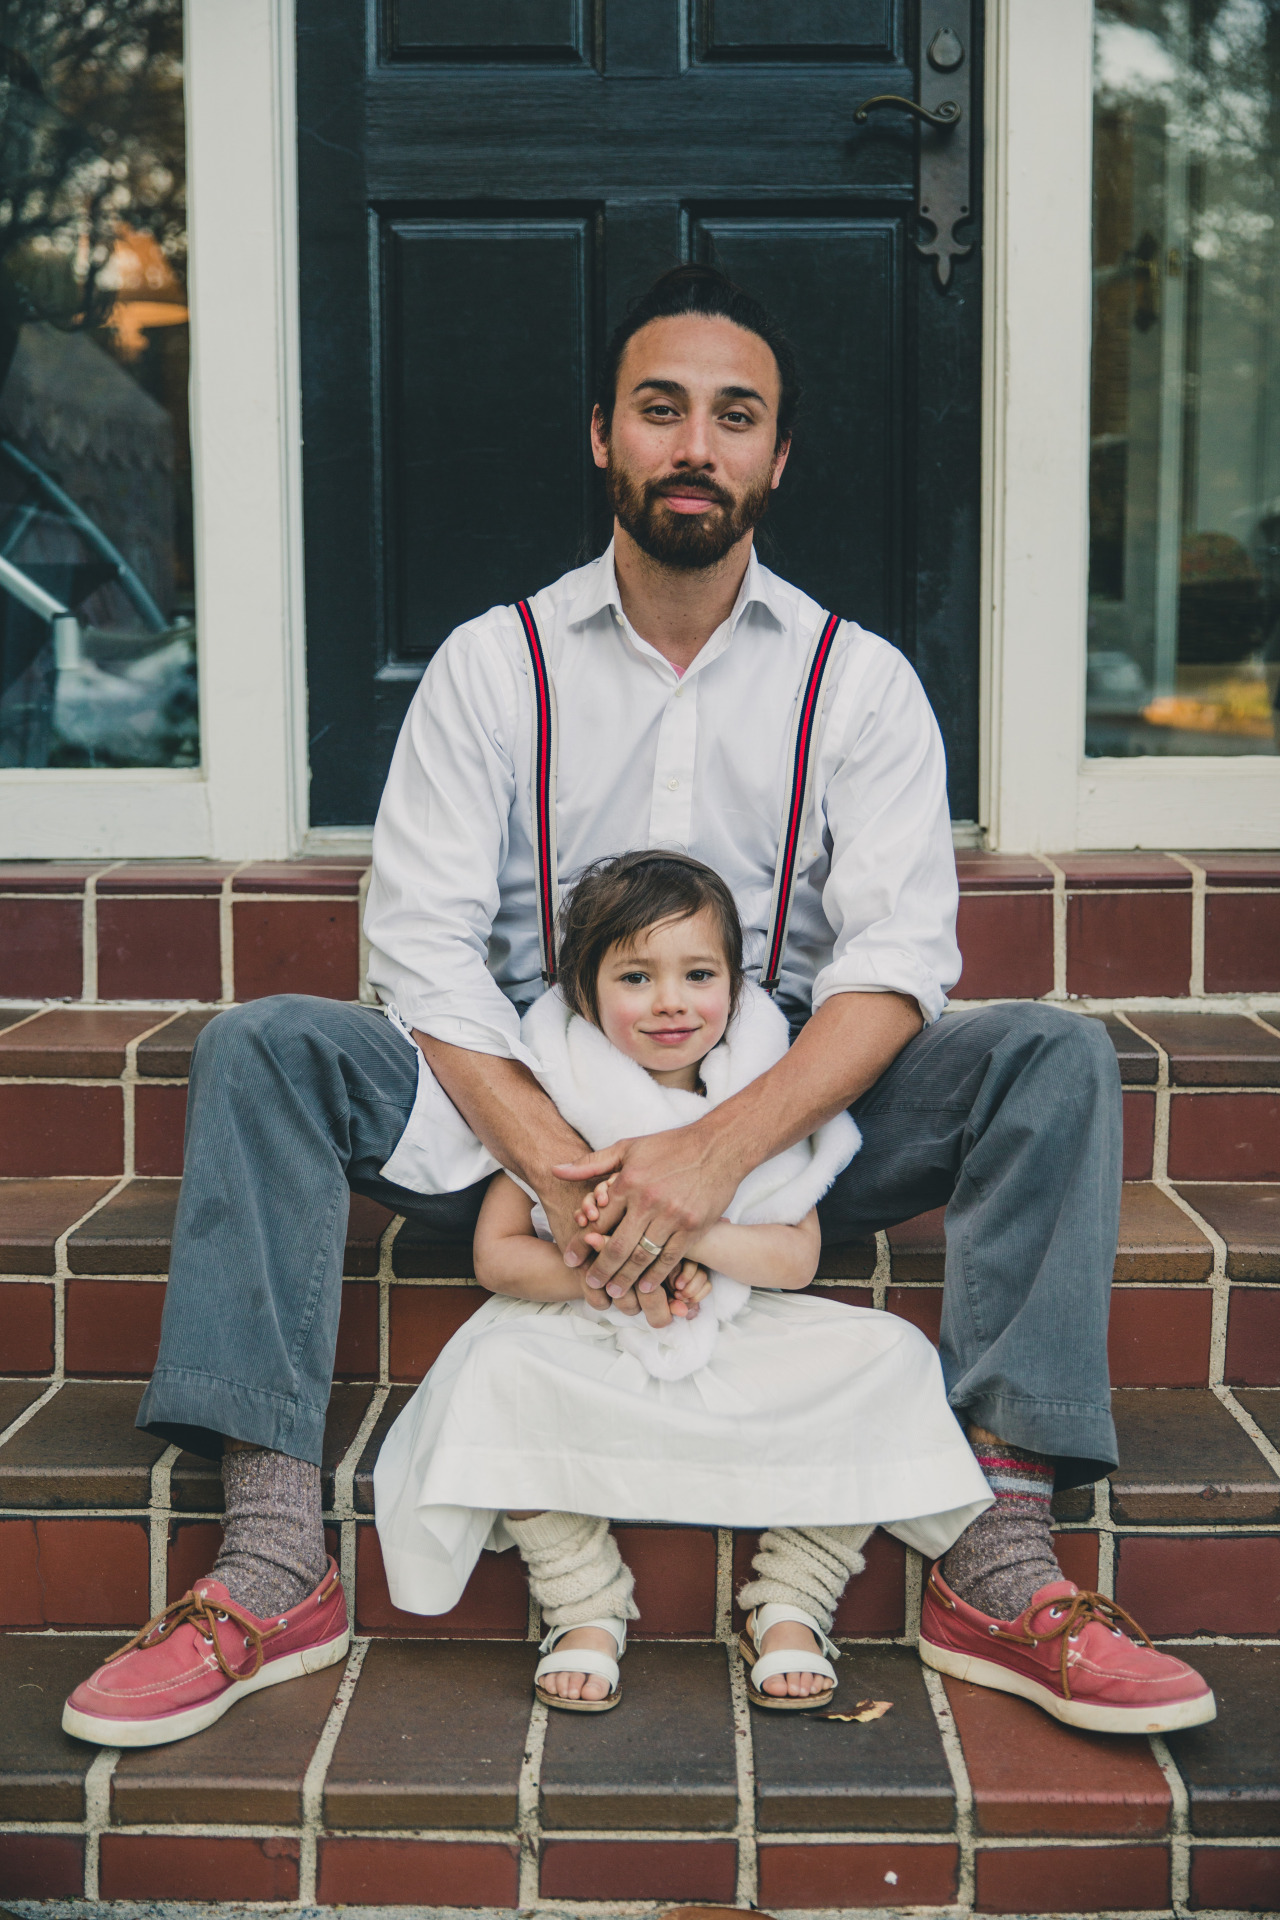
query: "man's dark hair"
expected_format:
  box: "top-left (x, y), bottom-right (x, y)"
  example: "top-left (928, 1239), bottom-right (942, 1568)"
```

top-left (596, 264), bottom-right (800, 450)
top-left (557, 849), bottom-right (745, 1029)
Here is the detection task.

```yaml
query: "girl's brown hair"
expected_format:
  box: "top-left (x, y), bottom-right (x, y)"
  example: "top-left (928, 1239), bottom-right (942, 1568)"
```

top-left (556, 851), bottom-right (745, 1028)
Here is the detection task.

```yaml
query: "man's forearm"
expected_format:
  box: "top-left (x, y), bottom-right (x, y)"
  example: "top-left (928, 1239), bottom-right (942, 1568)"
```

top-left (701, 990), bottom-right (922, 1182)
top-left (413, 1033), bottom-right (585, 1193)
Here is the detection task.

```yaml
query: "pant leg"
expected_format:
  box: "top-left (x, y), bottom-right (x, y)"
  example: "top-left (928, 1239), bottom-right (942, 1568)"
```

top-left (136, 995), bottom-right (488, 1464)
top-left (818, 1002), bottom-right (1121, 1489)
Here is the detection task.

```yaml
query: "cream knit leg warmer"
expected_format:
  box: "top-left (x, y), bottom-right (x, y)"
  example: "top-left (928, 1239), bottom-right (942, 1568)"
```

top-left (737, 1525), bottom-right (876, 1635)
top-left (504, 1511), bottom-right (639, 1629)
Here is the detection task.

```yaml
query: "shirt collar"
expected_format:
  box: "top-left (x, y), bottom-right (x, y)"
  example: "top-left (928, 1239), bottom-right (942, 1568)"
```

top-left (565, 536), bottom-right (791, 639)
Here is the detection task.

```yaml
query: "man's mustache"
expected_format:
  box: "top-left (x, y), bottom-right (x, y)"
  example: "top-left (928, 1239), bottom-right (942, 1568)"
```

top-left (648, 475), bottom-right (734, 510)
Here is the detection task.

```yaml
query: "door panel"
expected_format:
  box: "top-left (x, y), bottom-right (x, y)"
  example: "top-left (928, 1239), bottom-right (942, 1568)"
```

top-left (384, 215), bottom-right (599, 668)
top-left (691, 216), bottom-right (903, 646)
top-left (387, 1), bottom-right (594, 64)
top-left (298, 0), bottom-right (982, 824)
top-left (694, 1), bottom-right (897, 61)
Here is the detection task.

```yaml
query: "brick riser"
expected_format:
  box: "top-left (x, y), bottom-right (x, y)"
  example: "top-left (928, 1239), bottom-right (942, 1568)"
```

top-left (3, 850), bottom-right (1280, 1003)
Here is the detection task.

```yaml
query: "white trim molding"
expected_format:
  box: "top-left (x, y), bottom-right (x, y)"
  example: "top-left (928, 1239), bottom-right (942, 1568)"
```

top-left (980, 0), bottom-right (1280, 851)
top-left (0, 0), bottom-right (307, 860)
top-left (980, 0), bottom-right (1094, 852)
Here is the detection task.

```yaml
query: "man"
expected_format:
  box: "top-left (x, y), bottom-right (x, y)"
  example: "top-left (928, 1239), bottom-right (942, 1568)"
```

top-left (64, 265), bottom-right (1212, 1747)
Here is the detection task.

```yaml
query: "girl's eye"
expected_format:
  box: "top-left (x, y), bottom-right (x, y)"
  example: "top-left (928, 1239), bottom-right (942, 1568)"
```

top-left (687, 970), bottom-right (714, 982)
top-left (621, 972), bottom-right (648, 985)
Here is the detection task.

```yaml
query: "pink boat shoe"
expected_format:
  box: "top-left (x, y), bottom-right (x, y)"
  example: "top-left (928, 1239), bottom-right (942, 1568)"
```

top-left (918, 1568), bottom-right (1216, 1734)
top-left (62, 1559), bottom-right (350, 1748)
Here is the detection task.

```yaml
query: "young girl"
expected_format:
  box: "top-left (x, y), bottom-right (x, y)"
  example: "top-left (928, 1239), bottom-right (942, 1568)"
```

top-left (374, 853), bottom-right (992, 1712)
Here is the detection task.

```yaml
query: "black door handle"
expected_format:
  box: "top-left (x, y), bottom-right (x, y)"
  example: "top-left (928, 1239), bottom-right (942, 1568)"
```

top-left (854, 93), bottom-right (962, 130)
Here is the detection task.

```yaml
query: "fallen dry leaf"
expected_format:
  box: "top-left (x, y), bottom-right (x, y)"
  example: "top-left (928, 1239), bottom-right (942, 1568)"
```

top-left (818, 1698), bottom-right (893, 1722)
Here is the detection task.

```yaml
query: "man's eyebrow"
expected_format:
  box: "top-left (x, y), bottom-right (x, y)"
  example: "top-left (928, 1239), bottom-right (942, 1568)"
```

top-left (629, 376), bottom-right (769, 409)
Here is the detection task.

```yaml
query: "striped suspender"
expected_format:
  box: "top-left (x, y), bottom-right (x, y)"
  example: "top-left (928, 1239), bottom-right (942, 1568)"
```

top-left (516, 600), bottom-right (560, 985)
top-left (759, 610), bottom-right (841, 994)
top-left (516, 598), bottom-right (839, 998)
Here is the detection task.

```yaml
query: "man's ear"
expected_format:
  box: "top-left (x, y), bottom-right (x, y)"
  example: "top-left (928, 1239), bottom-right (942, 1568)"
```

top-left (770, 434), bottom-right (792, 490)
top-left (590, 403), bottom-right (610, 471)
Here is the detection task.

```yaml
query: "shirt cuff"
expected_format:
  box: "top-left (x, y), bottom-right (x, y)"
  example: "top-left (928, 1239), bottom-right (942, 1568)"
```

top-left (397, 1007), bottom-right (541, 1074)
top-left (811, 951), bottom-right (950, 1026)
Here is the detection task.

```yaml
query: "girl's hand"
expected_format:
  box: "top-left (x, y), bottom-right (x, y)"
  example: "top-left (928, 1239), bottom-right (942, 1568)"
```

top-left (575, 1177), bottom-right (618, 1229)
top-left (669, 1260), bottom-right (712, 1318)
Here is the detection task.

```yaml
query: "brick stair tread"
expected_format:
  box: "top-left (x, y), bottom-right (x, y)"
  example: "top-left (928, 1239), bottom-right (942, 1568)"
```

top-left (4, 1380), bottom-right (1277, 1531)
top-left (1124, 1012), bottom-right (1280, 1086)
top-left (0, 1178), bottom-right (118, 1273)
top-left (1094, 1013), bottom-right (1159, 1084)
top-left (0, 1178), bottom-right (394, 1278)
top-left (0, 1008), bottom-right (167, 1078)
top-left (1109, 1389), bottom-right (1280, 1523)
top-left (135, 1008), bottom-right (221, 1077)
top-left (3, 1174), bottom-right (1249, 1284)
top-left (1176, 1184), bottom-right (1280, 1279)
top-left (1, 1635), bottom-right (1274, 1847)
top-left (6, 1006), bottom-right (1276, 1089)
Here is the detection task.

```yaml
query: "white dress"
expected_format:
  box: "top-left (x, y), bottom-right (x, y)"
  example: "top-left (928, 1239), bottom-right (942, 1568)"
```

top-left (374, 988), bottom-right (992, 1616)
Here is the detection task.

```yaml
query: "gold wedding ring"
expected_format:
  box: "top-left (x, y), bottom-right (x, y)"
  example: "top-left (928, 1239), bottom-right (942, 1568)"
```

top-left (637, 1234), bottom-right (665, 1260)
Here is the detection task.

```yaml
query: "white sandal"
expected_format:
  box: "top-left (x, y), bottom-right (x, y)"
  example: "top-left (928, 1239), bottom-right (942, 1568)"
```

top-left (534, 1617), bottom-right (627, 1714)
top-left (739, 1603), bottom-right (839, 1712)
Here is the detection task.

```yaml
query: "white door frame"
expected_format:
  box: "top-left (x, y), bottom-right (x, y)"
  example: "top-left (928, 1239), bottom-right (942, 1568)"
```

top-left (0, 0), bottom-right (308, 860)
top-left (980, 0), bottom-right (1280, 850)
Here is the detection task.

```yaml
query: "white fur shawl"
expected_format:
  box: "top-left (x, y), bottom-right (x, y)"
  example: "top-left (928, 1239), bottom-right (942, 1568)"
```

top-left (518, 983), bottom-right (860, 1379)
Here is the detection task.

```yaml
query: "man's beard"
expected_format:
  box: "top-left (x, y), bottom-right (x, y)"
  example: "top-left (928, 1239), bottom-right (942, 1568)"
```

top-left (606, 452), bottom-right (774, 571)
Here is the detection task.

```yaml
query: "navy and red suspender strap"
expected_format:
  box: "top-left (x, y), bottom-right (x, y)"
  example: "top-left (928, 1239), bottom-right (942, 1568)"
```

top-left (517, 599), bottom-right (839, 996)
top-left (516, 599), bottom-right (560, 985)
top-left (759, 609), bottom-right (841, 993)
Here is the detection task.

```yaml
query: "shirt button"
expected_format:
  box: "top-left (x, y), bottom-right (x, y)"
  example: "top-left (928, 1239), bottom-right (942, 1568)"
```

top-left (674, 685), bottom-right (684, 698)
top-left (667, 777), bottom-right (679, 791)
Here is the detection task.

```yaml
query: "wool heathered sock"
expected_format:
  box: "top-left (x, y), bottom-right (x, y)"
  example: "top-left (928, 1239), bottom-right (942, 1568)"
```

top-left (737, 1524), bottom-right (875, 1635)
top-left (940, 1438), bottom-right (1063, 1621)
top-left (212, 1446), bottom-right (328, 1619)
top-left (504, 1511), bottom-right (639, 1628)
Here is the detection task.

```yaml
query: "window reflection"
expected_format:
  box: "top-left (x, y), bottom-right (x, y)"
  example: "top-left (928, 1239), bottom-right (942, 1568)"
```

top-left (0, 1), bottom-right (195, 769)
top-left (1088, 0), bottom-right (1280, 757)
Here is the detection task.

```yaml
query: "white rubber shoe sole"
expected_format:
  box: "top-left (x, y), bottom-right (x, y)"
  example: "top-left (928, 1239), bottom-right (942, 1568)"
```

top-left (918, 1636), bottom-right (1216, 1734)
top-left (62, 1626), bottom-right (351, 1748)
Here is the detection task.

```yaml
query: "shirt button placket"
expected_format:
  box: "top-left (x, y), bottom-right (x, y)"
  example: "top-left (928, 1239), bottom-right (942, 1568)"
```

top-left (648, 678), bottom-right (697, 848)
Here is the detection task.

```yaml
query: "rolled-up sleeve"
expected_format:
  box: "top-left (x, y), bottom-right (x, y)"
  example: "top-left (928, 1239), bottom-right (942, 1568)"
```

top-left (364, 621), bottom-right (528, 1059)
top-left (811, 636), bottom-right (961, 1025)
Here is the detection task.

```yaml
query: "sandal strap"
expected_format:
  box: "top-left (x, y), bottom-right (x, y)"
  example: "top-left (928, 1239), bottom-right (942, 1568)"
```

top-left (747, 1604), bottom-right (840, 1663)
top-left (748, 1646), bottom-right (838, 1691)
top-left (535, 1646), bottom-right (620, 1689)
top-left (538, 1616), bottom-right (627, 1659)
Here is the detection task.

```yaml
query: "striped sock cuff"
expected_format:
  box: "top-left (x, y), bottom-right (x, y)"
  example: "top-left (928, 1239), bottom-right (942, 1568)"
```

top-left (970, 1444), bottom-right (1055, 1505)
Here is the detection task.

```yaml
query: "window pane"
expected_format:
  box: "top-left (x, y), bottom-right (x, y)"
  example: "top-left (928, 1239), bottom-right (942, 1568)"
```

top-left (0, 1), bottom-right (196, 769)
top-left (1088, 0), bottom-right (1280, 758)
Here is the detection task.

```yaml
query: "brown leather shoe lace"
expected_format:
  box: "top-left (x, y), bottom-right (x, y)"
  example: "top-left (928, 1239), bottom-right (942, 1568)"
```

top-left (991, 1588), bottom-right (1155, 1700)
top-left (103, 1587), bottom-right (286, 1681)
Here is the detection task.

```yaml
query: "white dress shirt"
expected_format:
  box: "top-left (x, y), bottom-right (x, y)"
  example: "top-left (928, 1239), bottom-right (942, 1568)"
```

top-left (366, 541), bottom-right (960, 1192)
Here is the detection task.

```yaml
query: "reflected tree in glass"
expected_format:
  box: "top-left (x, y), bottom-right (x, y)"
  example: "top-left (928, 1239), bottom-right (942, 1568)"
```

top-left (1088, 0), bottom-right (1280, 758)
top-left (0, 0), bottom-right (196, 769)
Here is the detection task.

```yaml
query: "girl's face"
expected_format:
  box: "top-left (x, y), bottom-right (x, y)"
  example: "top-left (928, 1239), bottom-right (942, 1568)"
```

top-left (594, 906), bottom-right (733, 1090)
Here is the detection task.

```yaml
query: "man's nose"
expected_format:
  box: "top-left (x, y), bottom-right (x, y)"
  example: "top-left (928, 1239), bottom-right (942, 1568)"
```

top-left (670, 410), bottom-right (716, 469)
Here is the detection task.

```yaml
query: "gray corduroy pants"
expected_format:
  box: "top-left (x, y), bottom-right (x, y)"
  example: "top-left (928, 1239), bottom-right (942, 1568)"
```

top-left (137, 995), bottom-right (1122, 1490)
